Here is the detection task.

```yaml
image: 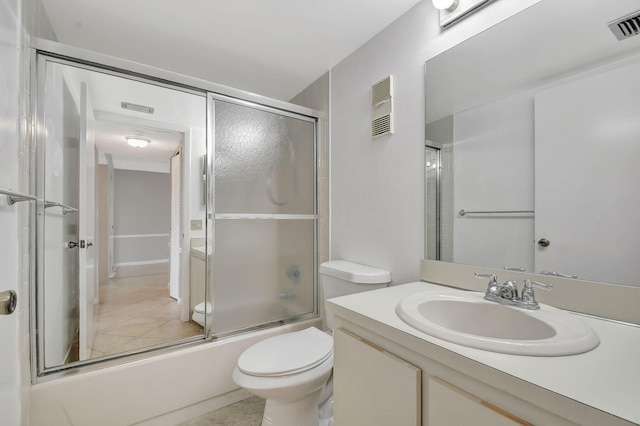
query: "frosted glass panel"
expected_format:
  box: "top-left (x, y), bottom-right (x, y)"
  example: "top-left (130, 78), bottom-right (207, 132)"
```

top-left (215, 100), bottom-right (315, 214)
top-left (212, 219), bottom-right (315, 334)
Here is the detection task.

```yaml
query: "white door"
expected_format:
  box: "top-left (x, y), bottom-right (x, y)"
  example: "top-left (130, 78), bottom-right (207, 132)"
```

top-left (169, 151), bottom-right (182, 300)
top-left (534, 59), bottom-right (640, 285)
top-left (78, 82), bottom-right (97, 360)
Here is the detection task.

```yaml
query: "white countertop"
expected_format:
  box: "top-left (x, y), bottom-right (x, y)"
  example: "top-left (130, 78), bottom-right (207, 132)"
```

top-left (326, 281), bottom-right (640, 425)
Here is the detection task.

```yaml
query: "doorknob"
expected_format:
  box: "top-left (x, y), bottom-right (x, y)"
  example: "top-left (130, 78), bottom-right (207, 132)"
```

top-left (0, 290), bottom-right (17, 315)
top-left (537, 238), bottom-right (550, 247)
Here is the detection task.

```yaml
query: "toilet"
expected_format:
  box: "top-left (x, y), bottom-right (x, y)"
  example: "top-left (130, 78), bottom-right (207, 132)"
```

top-left (232, 260), bottom-right (391, 426)
top-left (191, 301), bottom-right (211, 327)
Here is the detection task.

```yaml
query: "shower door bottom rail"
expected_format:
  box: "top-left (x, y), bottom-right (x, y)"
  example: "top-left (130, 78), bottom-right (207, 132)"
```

top-left (212, 213), bottom-right (317, 220)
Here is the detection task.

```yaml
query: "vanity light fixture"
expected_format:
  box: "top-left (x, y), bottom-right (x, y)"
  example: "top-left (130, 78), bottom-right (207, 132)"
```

top-left (435, 0), bottom-right (493, 28)
top-left (432, 0), bottom-right (458, 12)
top-left (126, 136), bottom-right (150, 148)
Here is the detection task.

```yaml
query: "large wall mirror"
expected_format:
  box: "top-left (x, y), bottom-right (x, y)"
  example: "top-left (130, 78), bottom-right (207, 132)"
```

top-left (425, 0), bottom-right (640, 287)
top-left (35, 55), bottom-right (208, 373)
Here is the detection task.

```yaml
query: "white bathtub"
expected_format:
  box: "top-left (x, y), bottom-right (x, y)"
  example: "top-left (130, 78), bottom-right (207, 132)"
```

top-left (30, 319), bottom-right (321, 426)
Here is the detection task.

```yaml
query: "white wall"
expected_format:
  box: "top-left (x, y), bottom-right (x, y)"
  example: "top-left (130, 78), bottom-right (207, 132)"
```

top-left (330, 0), bottom-right (541, 284)
top-left (0, 3), bottom-right (25, 424)
top-left (1, 1), bottom-right (56, 422)
top-left (188, 127), bottom-right (206, 239)
top-left (112, 169), bottom-right (171, 266)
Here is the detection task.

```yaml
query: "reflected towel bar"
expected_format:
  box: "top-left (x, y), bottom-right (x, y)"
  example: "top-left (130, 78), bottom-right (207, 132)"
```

top-left (0, 187), bottom-right (37, 205)
top-left (458, 209), bottom-right (534, 216)
top-left (1, 189), bottom-right (78, 215)
top-left (44, 201), bottom-right (78, 215)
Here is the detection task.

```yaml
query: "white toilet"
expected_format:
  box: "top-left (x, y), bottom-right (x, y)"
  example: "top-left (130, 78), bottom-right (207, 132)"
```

top-left (232, 260), bottom-right (391, 426)
top-left (191, 302), bottom-right (211, 327)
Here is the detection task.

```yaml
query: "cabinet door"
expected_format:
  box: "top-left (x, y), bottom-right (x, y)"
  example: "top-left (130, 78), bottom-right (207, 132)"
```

top-left (333, 328), bottom-right (421, 426)
top-left (428, 376), bottom-right (530, 426)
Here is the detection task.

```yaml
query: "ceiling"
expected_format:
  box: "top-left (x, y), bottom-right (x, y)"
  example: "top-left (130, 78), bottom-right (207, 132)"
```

top-left (40, 0), bottom-right (423, 101)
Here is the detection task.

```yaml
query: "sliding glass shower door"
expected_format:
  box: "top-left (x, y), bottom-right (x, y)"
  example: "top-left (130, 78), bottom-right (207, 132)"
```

top-left (209, 96), bottom-right (317, 335)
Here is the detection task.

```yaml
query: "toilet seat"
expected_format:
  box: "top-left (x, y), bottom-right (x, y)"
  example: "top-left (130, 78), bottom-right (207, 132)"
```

top-left (238, 327), bottom-right (333, 377)
top-left (193, 302), bottom-right (212, 314)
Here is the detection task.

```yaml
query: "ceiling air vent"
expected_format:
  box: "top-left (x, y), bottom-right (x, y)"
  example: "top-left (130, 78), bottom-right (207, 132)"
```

top-left (608, 11), bottom-right (640, 41)
top-left (371, 75), bottom-right (394, 139)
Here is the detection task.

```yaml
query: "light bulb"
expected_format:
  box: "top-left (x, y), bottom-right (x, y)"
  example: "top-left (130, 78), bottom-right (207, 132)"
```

top-left (432, 0), bottom-right (458, 11)
top-left (126, 137), bottom-right (150, 148)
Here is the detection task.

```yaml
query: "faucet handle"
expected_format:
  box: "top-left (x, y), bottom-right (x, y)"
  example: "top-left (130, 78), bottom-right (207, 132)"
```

top-left (520, 279), bottom-right (553, 309)
top-left (524, 279), bottom-right (553, 291)
top-left (474, 272), bottom-right (497, 285)
top-left (475, 273), bottom-right (499, 299)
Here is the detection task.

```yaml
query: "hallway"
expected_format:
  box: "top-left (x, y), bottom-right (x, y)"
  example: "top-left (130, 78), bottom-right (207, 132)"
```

top-left (91, 264), bottom-right (202, 358)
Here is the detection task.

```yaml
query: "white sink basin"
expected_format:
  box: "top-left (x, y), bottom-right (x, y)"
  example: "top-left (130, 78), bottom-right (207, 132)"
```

top-left (396, 291), bottom-right (599, 356)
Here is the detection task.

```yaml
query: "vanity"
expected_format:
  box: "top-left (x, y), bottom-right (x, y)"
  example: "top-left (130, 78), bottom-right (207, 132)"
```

top-left (326, 280), bottom-right (640, 426)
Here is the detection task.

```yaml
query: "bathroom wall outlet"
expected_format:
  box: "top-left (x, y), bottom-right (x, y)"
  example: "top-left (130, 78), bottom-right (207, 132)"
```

top-left (191, 220), bottom-right (202, 230)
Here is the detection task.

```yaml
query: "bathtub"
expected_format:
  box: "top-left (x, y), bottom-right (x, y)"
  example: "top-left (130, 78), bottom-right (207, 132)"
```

top-left (29, 318), bottom-right (321, 426)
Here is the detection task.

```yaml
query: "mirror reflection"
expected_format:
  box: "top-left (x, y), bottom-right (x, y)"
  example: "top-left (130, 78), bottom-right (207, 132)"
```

top-left (425, 1), bottom-right (640, 287)
top-left (38, 58), bottom-right (207, 369)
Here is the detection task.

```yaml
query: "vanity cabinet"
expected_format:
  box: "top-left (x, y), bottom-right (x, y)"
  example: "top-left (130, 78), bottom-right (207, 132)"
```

top-left (333, 328), bottom-right (421, 426)
top-left (428, 377), bottom-right (527, 426)
top-left (190, 247), bottom-right (206, 311)
top-left (333, 327), bottom-right (529, 426)
top-left (328, 282), bottom-right (639, 426)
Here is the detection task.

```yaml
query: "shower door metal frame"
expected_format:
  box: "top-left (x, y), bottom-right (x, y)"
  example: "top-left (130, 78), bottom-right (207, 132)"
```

top-left (205, 92), bottom-right (319, 340)
top-left (31, 51), bottom-right (210, 380)
top-left (29, 38), bottom-right (322, 381)
top-left (425, 144), bottom-right (442, 260)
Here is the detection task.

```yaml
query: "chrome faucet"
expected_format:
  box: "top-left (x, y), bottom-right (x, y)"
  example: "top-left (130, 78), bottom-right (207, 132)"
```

top-left (474, 273), bottom-right (552, 310)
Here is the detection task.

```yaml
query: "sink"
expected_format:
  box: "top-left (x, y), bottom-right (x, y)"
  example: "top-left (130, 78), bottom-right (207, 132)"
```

top-left (396, 291), bottom-right (599, 356)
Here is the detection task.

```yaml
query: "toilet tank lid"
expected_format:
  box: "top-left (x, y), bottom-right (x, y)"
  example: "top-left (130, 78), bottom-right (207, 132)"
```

top-left (319, 260), bottom-right (391, 284)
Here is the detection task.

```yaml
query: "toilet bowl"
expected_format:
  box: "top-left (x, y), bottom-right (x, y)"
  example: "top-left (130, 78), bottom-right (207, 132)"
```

top-left (233, 327), bottom-right (333, 426)
top-left (233, 260), bottom-right (391, 426)
top-left (192, 301), bottom-right (212, 327)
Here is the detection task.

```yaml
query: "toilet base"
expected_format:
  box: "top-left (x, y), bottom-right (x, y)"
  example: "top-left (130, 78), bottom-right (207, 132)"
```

top-left (261, 387), bottom-right (323, 426)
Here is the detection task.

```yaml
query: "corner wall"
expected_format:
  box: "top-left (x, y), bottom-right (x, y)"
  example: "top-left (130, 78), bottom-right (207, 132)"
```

top-left (0, 4), bottom-right (26, 424)
top-left (0, 0), bottom-right (56, 423)
top-left (329, 0), bottom-right (541, 285)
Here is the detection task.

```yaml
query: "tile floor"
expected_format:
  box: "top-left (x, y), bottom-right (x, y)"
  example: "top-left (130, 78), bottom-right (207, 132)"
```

top-left (177, 396), bottom-right (265, 426)
top-left (91, 264), bottom-right (203, 358)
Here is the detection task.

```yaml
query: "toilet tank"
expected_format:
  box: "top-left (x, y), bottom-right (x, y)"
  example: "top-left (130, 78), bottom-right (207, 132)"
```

top-left (320, 260), bottom-right (391, 330)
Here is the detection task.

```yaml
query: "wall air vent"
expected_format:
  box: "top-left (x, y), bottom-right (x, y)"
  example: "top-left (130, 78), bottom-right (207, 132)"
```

top-left (372, 75), bottom-right (393, 105)
top-left (371, 75), bottom-right (394, 139)
top-left (372, 114), bottom-right (393, 138)
top-left (121, 101), bottom-right (154, 114)
top-left (608, 11), bottom-right (640, 41)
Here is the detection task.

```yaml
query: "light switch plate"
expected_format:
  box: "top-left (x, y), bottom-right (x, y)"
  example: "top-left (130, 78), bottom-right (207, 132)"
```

top-left (190, 220), bottom-right (202, 230)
